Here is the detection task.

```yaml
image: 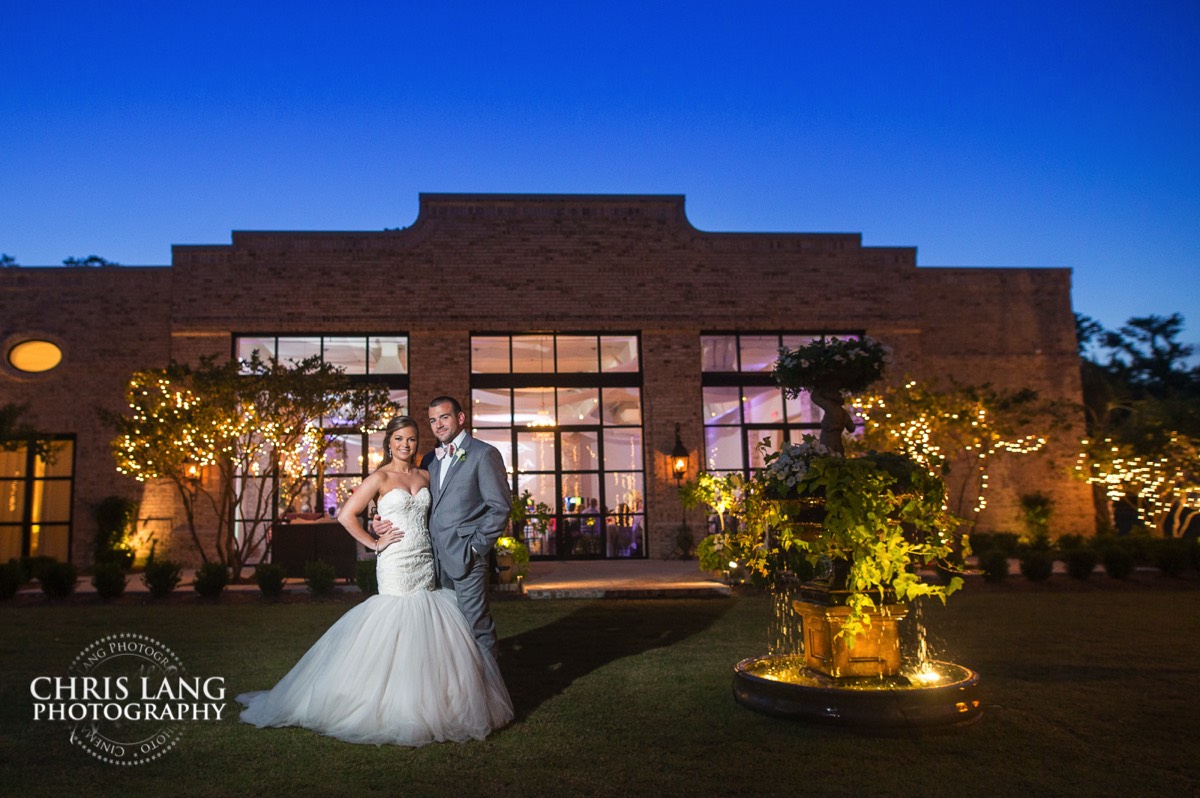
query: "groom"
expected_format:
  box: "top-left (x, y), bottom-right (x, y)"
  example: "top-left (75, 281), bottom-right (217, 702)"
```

top-left (408, 395), bottom-right (511, 659)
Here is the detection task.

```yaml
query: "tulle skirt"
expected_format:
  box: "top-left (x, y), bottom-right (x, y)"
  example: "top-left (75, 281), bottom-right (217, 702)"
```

top-left (238, 588), bottom-right (513, 746)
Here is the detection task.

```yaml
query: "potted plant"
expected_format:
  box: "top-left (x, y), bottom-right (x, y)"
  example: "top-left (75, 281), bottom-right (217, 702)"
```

top-left (687, 437), bottom-right (966, 676)
top-left (772, 335), bottom-right (889, 455)
top-left (496, 490), bottom-right (546, 587)
top-left (493, 536), bottom-right (530, 585)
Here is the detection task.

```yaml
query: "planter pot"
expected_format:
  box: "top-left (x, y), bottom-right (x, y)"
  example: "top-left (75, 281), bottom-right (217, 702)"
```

top-left (792, 598), bottom-right (909, 678)
top-left (793, 555), bottom-right (906, 679)
top-left (493, 552), bottom-right (518, 585)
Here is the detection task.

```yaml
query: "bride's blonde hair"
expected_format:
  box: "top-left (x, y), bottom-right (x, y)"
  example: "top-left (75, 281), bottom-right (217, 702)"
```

top-left (379, 416), bottom-right (420, 466)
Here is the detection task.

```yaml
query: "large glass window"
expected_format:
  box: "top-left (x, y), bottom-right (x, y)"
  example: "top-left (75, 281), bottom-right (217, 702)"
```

top-left (232, 335), bottom-right (408, 556)
top-left (701, 332), bottom-right (855, 477)
top-left (0, 438), bottom-right (74, 562)
top-left (236, 335), bottom-right (409, 376)
top-left (471, 334), bottom-right (644, 559)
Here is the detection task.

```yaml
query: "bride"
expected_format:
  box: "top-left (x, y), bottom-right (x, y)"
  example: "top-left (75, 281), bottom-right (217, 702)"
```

top-left (237, 415), bottom-right (513, 746)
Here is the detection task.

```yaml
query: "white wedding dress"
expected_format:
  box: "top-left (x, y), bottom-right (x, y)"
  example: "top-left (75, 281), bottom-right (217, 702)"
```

top-left (237, 487), bottom-right (513, 746)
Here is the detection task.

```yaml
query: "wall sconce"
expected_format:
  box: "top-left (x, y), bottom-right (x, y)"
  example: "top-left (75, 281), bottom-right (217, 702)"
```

top-left (671, 423), bottom-right (689, 485)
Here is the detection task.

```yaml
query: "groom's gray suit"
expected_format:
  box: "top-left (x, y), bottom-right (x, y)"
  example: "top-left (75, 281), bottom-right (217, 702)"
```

top-left (428, 433), bottom-right (511, 659)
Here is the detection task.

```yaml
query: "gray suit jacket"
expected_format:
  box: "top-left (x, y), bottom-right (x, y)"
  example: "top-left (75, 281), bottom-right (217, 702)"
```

top-left (428, 433), bottom-right (512, 580)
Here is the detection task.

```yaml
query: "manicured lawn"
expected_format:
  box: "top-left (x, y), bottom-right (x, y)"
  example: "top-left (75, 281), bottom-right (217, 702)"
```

top-left (2, 580), bottom-right (1198, 797)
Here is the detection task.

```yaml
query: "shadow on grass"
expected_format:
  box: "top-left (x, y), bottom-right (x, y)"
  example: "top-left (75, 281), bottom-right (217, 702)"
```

top-left (498, 599), bottom-right (733, 720)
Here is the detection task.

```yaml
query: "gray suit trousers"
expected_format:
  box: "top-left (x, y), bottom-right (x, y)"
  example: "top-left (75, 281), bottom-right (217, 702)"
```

top-left (438, 552), bottom-right (496, 660)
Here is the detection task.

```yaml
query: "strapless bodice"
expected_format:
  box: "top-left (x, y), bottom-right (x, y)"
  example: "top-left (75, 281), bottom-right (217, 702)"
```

top-left (375, 487), bottom-right (434, 595)
top-left (377, 486), bottom-right (431, 517)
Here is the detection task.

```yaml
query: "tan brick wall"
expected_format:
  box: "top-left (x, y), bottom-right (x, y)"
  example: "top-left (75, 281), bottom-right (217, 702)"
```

top-left (642, 330), bottom-right (705, 558)
top-left (0, 267), bottom-right (174, 564)
top-left (1, 194), bottom-right (1093, 565)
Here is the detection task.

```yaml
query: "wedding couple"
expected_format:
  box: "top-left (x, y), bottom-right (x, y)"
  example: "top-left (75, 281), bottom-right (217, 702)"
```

top-left (237, 397), bottom-right (515, 746)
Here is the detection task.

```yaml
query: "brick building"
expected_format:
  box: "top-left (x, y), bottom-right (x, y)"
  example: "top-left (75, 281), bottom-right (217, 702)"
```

top-left (0, 193), bottom-right (1092, 568)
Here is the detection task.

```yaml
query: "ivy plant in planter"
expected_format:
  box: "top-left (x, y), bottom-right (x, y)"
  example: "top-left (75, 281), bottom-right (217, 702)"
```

top-left (687, 437), bottom-right (966, 643)
top-left (503, 489), bottom-right (549, 582)
top-left (493, 536), bottom-right (531, 582)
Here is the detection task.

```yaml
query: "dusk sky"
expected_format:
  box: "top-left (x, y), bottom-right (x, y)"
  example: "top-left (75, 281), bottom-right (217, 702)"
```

top-left (3, 1), bottom-right (1197, 346)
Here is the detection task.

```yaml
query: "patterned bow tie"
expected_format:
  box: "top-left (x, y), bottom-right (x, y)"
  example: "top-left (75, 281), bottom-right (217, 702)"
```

top-left (435, 443), bottom-right (457, 461)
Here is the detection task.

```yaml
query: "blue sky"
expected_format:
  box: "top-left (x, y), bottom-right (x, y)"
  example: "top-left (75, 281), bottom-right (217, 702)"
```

top-left (2, 1), bottom-right (1197, 345)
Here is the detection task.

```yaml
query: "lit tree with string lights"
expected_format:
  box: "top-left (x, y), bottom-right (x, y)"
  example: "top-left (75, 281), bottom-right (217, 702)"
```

top-left (850, 379), bottom-right (1063, 525)
top-left (1075, 434), bottom-right (1199, 534)
top-left (1075, 312), bottom-right (1200, 535)
top-left (108, 352), bottom-right (399, 576)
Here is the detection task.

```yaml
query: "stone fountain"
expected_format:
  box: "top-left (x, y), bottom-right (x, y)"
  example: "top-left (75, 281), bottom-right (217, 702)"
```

top-left (731, 572), bottom-right (982, 731)
top-left (707, 335), bottom-right (982, 731)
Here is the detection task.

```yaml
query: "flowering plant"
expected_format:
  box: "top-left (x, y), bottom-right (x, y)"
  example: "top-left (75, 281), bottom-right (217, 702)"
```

top-left (772, 335), bottom-right (889, 396)
top-left (760, 436), bottom-right (830, 499)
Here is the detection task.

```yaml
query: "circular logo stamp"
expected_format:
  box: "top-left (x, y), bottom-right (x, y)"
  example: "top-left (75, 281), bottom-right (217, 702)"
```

top-left (67, 633), bottom-right (186, 766)
top-left (30, 632), bottom-right (226, 766)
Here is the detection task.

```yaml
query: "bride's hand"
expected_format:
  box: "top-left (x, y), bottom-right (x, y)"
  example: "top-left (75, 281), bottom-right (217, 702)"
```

top-left (375, 527), bottom-right (405, 553)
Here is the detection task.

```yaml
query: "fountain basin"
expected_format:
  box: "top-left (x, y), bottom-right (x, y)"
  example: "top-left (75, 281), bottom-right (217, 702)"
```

top-left (733, 656), bottom-right (982, 731)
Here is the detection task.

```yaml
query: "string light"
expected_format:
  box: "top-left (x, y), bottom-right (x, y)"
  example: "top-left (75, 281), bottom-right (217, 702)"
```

top-left (852, 381), bottom-right (1050, 515)
top-left (1075, 434), bottom-right (1200, 530)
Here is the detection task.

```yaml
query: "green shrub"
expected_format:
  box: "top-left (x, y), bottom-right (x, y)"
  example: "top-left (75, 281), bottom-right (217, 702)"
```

top-left (0, 559), bottom-right (26, 599)
top-left (988, 532), bottom-right (1021, 555)
top-left (142, 559), bottom-right (183, 597)
top-left (1065, 548), bottom-right (1099, 580)
top-left (967, 531), bottom-right (993, 555)
top-left (92, 495), bottom-right (138, 569)
top-left (1019, 549), bottom-right (1055, 581)
top-left (1019, 492), bottom-right (1053, 540)
top-left (1018, 534), bottom-right (1053, 553)
top-left (93, 547), bottom-right (134, 569)
top-left (978, 549), bottom-right (1010, 583)
top-left (39, 561), bottom-right (78, 598)
top-left (91, 562), bottom-right (128, 599)
top-left (1056, 534), bottom-right (1088, 553)
top-left (254, 562), bottom-right (287, 597)
top-left (1152, 538), bottom-right (1191, 577)
top-left (1117, 531), bottom-right (1154, 563)
top-left (193, 562), bottom-right (229, 597)
top-left (304, 560), bottom-right (337, 595)
top-left (1101, 546), bottom-right (1135, 579)
top-left (21, 555), bottom-right (57, 583)
top-left (355, 559), bottom-right (378, 596)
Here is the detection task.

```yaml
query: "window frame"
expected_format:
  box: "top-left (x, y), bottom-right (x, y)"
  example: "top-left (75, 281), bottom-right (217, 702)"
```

top-left (700, 331), bottom-right (863, 477)
top-left (470, 332), bottom-right (646, 560)
top-left (230, 333), bottom-right (410, 546)
top-left (0, 435), bottom-right (75, 561)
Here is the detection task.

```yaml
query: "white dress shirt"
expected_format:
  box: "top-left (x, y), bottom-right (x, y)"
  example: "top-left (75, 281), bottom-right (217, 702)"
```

top-left (438, 430), bottom-right (468, 489)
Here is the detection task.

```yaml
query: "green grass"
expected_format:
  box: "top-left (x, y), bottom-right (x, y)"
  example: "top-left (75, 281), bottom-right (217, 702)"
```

top-left (2, 586), bottom-right (1199, 797)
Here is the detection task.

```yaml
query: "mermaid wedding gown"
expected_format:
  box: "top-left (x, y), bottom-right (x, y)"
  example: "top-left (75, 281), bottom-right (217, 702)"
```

top-left (237, 487), bottom-right (513, 746)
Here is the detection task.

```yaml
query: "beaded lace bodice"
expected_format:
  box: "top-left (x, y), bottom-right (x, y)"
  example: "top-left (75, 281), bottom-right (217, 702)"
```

top-left (375, 488), bottom-right (435, 595)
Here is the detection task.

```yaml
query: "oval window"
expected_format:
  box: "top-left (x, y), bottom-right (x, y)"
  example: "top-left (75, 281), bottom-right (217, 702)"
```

top-left (7, 340), bottom-right (63, 373)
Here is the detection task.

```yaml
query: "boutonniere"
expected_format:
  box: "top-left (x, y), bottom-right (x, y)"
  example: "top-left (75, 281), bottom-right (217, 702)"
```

top-left (455, 448), bottom-right (468, 463)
